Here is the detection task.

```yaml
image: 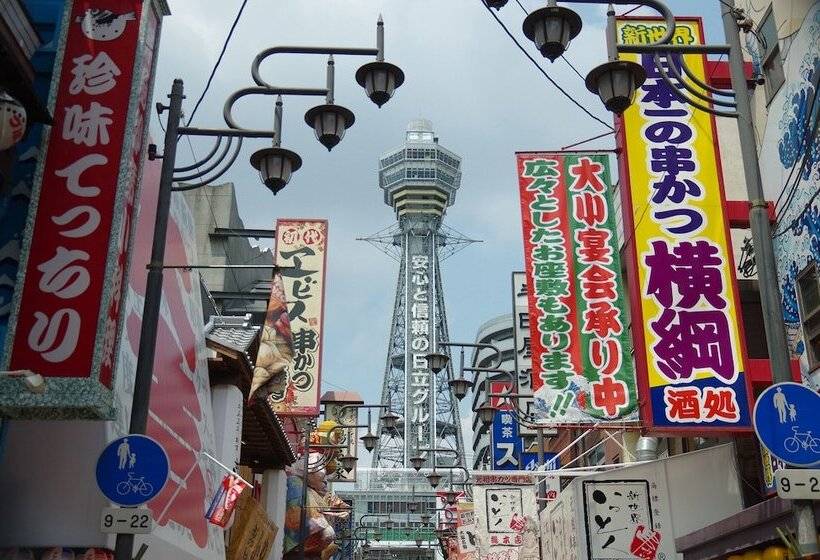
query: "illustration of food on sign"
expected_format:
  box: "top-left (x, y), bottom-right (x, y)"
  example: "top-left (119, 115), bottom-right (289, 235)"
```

top-left (75, 9), bottom-right (136, 41)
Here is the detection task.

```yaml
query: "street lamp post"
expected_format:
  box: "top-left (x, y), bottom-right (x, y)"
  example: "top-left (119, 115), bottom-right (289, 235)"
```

top-left (489, 0), bottom-right (815, 553)
top-left (114, 19), bottom-right (404, 560)
top-left (427, 344), bottom-right (558, 507)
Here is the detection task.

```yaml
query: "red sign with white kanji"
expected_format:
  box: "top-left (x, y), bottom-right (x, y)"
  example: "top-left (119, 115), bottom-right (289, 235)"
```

top-left (4, 0), bottom-right (154, 418)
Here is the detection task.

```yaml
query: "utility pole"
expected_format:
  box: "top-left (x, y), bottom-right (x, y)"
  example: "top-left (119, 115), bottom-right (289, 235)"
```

top-left (720, 1), bottom-right (818, 555)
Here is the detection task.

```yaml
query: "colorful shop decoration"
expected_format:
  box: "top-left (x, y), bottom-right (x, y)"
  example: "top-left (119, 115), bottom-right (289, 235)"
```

top-left (517, 151), bottom-right (637, 423)
top-left (473, 472), bottom-right (541, 560)
top-left (1, 0), bottom-right (161, 419)
top-left (267, 219), bottom-right (328, 416)
top-left (616, 17), bottom-right (752, 431)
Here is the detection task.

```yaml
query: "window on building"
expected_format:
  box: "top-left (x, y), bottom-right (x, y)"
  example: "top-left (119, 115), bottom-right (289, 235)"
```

top-left (797, 262), bottom-right (820, 369)
top-left (757, 7), bottom-right (785, 103)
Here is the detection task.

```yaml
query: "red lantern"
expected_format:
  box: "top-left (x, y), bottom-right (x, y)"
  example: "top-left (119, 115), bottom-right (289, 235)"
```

top-left (0, 91), bottom-right (26, 150)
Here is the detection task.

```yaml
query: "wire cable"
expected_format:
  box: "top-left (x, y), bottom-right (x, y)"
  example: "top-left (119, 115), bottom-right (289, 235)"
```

top-left (185, 0), bottom-right (250, 127)
top-left (561, 54), bottom-right (586, 82)
top-left (483, 2), bottom-right (614, 131)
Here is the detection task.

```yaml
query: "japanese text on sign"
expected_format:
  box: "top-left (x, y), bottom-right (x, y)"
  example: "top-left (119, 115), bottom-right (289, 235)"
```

top-left (409, 252), bottom-right (433, 454)
top-left (617, 18), bottom-right (751, 430)
top-left (7, 0), bottom-right (146, 394)
top-left (517, 152), bottom-right (637, 424)
top-left (272, 219), bottom-right (327, 416)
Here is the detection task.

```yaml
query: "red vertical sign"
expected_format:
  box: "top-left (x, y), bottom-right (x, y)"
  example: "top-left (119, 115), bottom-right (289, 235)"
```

top-left (2, 1), bottom-right (163, 419)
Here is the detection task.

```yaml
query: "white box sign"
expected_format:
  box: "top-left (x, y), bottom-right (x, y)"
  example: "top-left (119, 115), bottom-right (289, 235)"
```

top-left (100, 507), bottom-right (153, 534)
top-left (775, 469), bottom-right (820, 501)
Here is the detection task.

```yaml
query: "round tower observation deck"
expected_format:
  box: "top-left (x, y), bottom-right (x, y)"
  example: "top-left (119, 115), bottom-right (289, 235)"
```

top-left (378, 119), bottom-right (462, 219)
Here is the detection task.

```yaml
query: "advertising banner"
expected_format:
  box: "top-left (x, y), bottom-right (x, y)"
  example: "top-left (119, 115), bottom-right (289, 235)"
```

top-left (617, 17), bottom-right (752, 431)
top-left (454, 501), bottom-right (478, 560)
top-left (511, 272), bottom-right (536, 435)
top-left (227, 487), bottom-right (277, 560)
top-left (270, 219), bottom-right (328, 416)
top-left (541, 486), bottom-right (579, 560)
top-left (1, 0), bottom-right (160, 419)
top-left (517, 151), bottom-right (637, 424)
top-left (492, 409), bottom-right (521, 471)
top-left (405, 235), bottom-right (436, 465)
top-left (473, 471), bottom-right (540, 560)
top-left (251, 270), bottom-right (294, 399)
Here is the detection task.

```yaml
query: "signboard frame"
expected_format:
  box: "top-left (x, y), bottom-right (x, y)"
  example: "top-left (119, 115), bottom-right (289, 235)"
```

top-left (0, 0), bottom-right (160, 420)
top-left (269, 219), bottom-right (328, 417)
top-left (615, 16), bottom-right (754, 433)
top-left (517, 150), bottom-right (638, 424)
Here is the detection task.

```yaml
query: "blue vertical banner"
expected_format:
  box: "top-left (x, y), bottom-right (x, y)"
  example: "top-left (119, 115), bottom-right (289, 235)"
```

top-left (492, 410), bottom-right (521, 470)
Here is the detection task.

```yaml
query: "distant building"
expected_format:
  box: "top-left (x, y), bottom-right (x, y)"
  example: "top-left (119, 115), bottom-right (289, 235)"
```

top-left (181, 182), bottom-right (274, 323)
top-left (469, 314), bottom-right (515, 470)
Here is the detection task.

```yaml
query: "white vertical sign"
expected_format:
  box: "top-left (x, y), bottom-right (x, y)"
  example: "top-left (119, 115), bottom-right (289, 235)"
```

top-left (512, 272), bottom-right (535, 435)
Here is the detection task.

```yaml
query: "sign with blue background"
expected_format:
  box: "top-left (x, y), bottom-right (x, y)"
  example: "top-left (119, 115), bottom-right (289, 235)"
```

top-left (96, 435), bottom-right (169, 506)
top-left (492, 410), bottom-right (521, 470)
top-left (753, 382), bottom-right (820, 467)
top-left (521, 451), bottom-right (559, 471)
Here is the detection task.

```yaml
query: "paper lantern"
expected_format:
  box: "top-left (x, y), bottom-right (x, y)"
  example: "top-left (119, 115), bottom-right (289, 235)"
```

top-left (0, 91), bottom-right (26, 151)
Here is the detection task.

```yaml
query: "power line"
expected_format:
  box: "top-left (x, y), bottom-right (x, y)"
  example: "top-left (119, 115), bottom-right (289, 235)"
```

top-left (482, 2), bottom-right (614, 132)
top-left (186, 0), bottom-right (250, 127)
top-left (561, 55), bottom-right (586, 82)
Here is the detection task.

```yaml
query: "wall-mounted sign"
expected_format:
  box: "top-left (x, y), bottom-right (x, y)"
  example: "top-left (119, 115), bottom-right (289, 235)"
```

top-left (473, 471), bottom-right (540, 560)
top-left (96, 434), bottom-right (169, 507)
top-left (269, 219), bottom-right (328, 416)
top-left (511, 272), bottom-right (536, 436)
top-left (517, 151), bottom-right (637, 424)
top-left (492, 409), bottom-right (521, 471)
top-left (616, 17), bottom-right (753, 432)
top-left (1, 0), bottom-right (159, 419)
top-left (754, 382), bottom-right (820, 467)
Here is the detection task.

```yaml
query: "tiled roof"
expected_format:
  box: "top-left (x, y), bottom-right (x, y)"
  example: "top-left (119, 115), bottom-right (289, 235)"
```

top-left (205, 314), bottom-right (260, 355)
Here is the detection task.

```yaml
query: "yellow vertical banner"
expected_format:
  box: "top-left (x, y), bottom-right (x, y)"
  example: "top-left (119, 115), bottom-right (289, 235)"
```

top-left (617, 18), bottom-right (752, 431)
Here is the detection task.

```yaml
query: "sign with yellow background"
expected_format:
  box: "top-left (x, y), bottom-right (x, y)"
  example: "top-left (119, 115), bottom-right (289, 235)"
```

top-left (617, 17), bottom-right (752, 431)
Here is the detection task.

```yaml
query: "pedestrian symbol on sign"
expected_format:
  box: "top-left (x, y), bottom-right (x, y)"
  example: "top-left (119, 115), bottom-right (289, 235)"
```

top-left (96, 435), bottom-right (169, 507)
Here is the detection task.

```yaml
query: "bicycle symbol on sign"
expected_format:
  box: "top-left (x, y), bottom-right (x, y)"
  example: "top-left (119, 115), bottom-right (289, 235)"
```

top-left (784, 426), bottom-right (820, 454)
top-left (116, 472), bottom-right (155, 497)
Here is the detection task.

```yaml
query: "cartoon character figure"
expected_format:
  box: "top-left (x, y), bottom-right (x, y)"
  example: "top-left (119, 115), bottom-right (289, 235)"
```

top-left (75, 9), bottom-right (136, 42)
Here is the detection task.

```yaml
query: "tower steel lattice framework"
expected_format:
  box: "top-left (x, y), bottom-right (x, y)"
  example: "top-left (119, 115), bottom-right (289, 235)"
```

top-left (361, 119), bottom-right (476, 470)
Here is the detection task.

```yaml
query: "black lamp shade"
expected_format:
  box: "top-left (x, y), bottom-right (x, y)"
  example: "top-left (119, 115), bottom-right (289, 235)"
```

top-left (585, 60), bottom-right (647, 114)
top-left (425, 352), bottom-right (449, 373)
top-left (485, 0), bottom-right (508, 8)
top-left (249, 147), bottom-right (302, 195)
top-left (522, 6), bottom-right (583, 62)
top-left (410, 455), bottom-right (426, 471)
top-left (361, 431), bottom-right (379, 452)
top-left (449, 378), bottom-right (473, 400)
top-left (356, 61), bottom-right (405, 107)
top-left (304, 104), bottom-right (355, 151)
top-left (426, 472), bottom-right (442, 488)
top-left (380, 410), bottom-right (399, 431)
top-left (340, 454), bottom-right (358, 472)
top-left (477, 403), bottom-right (496, 426)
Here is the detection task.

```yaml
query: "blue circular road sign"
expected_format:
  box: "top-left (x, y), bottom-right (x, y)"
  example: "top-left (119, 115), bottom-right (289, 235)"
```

top-left (96, 434), bottom-right (169, 506)
top-left (753, 382), bottom-right (820, 467)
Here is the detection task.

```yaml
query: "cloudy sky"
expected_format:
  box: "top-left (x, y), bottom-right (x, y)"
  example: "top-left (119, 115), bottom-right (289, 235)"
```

top-left (151, 0), bottom-right (727, 461)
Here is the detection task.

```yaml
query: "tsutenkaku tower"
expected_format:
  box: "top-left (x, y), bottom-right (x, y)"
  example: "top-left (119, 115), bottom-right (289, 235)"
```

top-left (363, 119), bottom-right (474, 469)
